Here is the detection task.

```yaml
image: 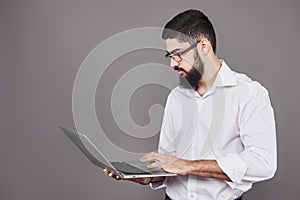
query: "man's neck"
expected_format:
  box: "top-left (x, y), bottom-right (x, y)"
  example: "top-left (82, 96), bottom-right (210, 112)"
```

top-left (197, 55), bottom-right (221, 95)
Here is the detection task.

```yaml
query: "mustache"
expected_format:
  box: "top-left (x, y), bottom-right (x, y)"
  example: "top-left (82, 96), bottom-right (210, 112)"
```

top-left (174, 66), bottom-right (187, 73)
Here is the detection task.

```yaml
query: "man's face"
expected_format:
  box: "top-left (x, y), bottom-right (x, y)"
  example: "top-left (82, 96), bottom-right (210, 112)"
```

top-left (165, 38), bottom-right (203, 89)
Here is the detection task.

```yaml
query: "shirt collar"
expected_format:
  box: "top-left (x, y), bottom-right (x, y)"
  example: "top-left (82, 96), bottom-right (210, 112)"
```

top-left (191, 59), bottom-right (237, 98)
top-left (214, 59), bottom-right (237, 87)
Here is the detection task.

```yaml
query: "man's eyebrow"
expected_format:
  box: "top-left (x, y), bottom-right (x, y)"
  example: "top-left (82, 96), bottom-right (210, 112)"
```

top-left (170, 48), bottom-right (181, 54)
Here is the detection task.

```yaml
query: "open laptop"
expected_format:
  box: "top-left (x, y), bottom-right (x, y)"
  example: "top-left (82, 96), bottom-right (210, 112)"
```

top-left (59, 126), bottom-right (177, 179)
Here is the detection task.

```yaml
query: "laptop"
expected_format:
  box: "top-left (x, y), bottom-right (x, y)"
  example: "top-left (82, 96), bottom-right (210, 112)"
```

top-left (59, 126), bottom-right (177, 179)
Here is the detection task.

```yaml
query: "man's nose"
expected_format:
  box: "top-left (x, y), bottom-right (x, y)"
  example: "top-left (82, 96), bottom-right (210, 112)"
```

top-left (170, 58), bottom-right (179, 68)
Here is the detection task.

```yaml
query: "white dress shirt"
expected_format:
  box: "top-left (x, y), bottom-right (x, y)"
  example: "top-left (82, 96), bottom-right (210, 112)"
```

top-left (151, 60), bottom-right (277, 200)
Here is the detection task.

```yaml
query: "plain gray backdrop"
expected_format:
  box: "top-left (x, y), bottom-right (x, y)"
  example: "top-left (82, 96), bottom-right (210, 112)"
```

top-left (1, 0), bottom-right (299, 199)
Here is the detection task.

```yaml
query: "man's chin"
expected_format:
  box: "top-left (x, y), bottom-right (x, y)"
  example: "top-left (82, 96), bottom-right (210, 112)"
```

top-left (179, 76), bottom-right (194, 89)
top-left (177, 65), bottom-right (202, 90)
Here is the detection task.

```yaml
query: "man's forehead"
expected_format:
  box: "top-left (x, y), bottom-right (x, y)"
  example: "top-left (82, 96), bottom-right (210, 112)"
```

top-left (165, 38), bottom-right (190, 52)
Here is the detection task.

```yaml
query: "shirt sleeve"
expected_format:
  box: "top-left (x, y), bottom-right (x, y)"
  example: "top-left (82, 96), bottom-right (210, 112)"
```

top-left (149, 90), bottom-right (181, 190)
top-left (149, 177), bottom-right (168, 190)
top-left (217, 82), bottom-right (277, 189)
top-left (157, 90), bottom-right (181, 155)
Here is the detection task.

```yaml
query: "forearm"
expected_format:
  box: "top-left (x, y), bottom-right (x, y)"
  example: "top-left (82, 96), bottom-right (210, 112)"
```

top-left (187, 160), bottom-right (231, 181)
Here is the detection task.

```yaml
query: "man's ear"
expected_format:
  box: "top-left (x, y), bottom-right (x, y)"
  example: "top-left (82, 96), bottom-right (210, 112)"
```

top-left (197, 38), bottom-right (211, 56)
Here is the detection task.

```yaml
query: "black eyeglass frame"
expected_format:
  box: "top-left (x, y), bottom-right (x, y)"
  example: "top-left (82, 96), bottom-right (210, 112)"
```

top-left (164, 40), bottom-right (201, 62)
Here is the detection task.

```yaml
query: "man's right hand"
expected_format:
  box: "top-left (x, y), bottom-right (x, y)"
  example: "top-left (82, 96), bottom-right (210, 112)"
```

top-left (103, 168), bottom-right (154, 185)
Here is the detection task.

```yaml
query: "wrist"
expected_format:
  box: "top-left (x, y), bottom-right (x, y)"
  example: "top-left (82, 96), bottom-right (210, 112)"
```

top-left (147, 177), bottom-right (153, 184)
top-left (184, 160), bottom-right (194, 175)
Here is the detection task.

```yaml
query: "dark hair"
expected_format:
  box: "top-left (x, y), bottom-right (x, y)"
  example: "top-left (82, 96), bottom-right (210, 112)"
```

top-left (162, 9), bottom-right (217, 53)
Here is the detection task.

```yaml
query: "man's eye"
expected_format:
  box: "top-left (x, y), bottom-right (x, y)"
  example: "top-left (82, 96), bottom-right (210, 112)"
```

top-left (165, 52), bottom-right (172, 58)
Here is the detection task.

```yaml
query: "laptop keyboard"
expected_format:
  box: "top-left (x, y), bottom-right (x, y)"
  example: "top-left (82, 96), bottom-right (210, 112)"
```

top-left (111, 162), bottom-right (150, 174)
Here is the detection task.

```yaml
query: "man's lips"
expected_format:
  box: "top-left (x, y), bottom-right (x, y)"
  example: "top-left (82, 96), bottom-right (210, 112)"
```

top-left (174, 66), bottom-right (186, 75)
top-left (177, 70), bottom-right (184, 75)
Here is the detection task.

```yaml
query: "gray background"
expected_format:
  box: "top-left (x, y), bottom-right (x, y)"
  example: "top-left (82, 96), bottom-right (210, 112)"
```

top-left (1, 0), bottom-right (299, 199)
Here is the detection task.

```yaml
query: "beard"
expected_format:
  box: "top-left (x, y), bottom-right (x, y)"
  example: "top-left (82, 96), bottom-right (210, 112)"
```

top-left (177, 53), bottom-right (203, 90)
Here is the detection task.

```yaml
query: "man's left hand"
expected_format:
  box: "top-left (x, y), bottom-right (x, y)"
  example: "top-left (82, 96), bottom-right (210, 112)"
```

top-left (140, 152), bottom-right (190, 176)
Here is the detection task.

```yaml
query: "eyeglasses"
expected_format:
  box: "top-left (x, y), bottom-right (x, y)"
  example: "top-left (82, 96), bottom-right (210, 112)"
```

top-left (164, 40), bottom-right (200, 63)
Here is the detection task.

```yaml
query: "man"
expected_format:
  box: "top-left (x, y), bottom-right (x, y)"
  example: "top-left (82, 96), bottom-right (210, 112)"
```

top-left (104, 9), bottom-right (277, 200)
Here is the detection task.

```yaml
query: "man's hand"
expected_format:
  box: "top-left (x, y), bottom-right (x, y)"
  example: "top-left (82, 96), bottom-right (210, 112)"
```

top-left (103, 168), bottom-right (153, 185)
top-left (140, 152), bottom-right (190, 176)
top-left (140, 152), bottom-right (231, 181)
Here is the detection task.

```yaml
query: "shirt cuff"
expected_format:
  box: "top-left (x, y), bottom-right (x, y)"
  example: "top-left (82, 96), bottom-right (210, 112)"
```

top-left (149, 177), bottom-right (168, 190)
top-left (217, 153), bottom-right (248, 184)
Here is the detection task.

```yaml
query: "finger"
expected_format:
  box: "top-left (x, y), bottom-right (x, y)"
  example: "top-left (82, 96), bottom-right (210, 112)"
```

top-left (103, 168), bottom-right (109, 175)
top-left (115, 175), bottom-right (122, 180)
top-left (147, 161), bottom-right (161, 169)
top-left (103, 168), bottom-right (123, 181)
top-left (130, 178), bottom-right (152, 185)
top-left (109, 172), bottom-right (120, 180)
top-left (109, 172), bottom-right (115, 177)
top-left (140, 152), bottom-right (156, 162)
top-left (140, 152), bottom-right (162, 162)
